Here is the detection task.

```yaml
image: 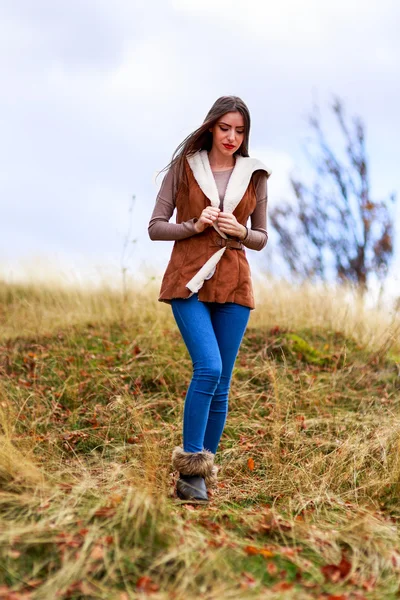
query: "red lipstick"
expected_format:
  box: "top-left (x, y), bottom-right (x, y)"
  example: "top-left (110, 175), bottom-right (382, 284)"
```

top-left (223, 144), bottom-right (235, 150)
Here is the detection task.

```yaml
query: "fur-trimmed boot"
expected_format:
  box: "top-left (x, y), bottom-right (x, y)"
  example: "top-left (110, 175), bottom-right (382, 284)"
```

top-left (172, 447), bottom-right (215, 503)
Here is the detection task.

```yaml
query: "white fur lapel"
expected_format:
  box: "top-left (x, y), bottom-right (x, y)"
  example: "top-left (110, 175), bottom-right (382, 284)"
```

top-left (184, 151), bottom-right (271, 293)
top-left (186, 149), bottom-right (271, 214)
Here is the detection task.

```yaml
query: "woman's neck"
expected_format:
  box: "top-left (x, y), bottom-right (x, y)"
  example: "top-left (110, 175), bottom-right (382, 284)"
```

top-left (207, 149), bottom-right (235, 171)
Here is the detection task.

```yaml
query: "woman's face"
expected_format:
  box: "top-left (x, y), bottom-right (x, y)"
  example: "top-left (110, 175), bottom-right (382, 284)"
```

top-left (208, 111), bottom-right (245, 156)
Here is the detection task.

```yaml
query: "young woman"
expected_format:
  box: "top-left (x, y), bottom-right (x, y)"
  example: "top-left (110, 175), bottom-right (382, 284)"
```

top-left (148, 95), bottom-right (271, 503)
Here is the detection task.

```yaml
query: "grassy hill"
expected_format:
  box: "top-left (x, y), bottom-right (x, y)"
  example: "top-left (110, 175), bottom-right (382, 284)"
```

top-left (0, 278), bottom-right (399, 599)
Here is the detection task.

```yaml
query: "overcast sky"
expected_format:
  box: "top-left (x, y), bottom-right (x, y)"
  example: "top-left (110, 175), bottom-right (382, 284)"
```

top-left (1, 0), bottom-right (399, 299)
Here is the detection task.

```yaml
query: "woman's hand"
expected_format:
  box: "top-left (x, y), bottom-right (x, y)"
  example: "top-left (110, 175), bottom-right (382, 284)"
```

top-left (194, 207), bottom-right (220, 233)
top-left (216, 212), bottom-right (247, 240)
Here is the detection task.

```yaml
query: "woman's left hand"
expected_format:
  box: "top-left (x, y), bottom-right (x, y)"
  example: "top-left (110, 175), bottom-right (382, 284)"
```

top-left (217, 212), bottom-right (247, 239)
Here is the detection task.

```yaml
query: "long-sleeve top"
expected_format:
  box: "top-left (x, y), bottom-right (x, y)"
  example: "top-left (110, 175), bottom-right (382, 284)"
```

top-left (148, 163), bottom-right (268, 251)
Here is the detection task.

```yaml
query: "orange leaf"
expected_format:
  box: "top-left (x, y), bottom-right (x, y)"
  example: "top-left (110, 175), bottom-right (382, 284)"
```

top-left (259, 549), bottom-right (274, 558)
top-left (104, 535), bottom-right (114, 545)
top-left (136, 576), bottom-right (159, 593)
top-left (93, 506), bottom-right (116, 518)
top-left (244, 545), bottom-right (274, 558)
top-left (109, 494), bottom-right (123, 506)
top-left (247, 457), bottom-right (255, 471)
top-left (244, 545), bottom-right (259, 555)
top-left (272, 581), bottom-right (293, 591)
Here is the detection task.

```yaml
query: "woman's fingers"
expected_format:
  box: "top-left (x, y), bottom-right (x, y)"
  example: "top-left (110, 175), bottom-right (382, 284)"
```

top-left (196, 210), bottom-right (241, 237)
top-left (195, 207), bottom-right (223, 232)
top-left (218, 219), bottom-right (233, 226)
top-left (217, 212), bottom-right (236, 223)
top-left (201, 208), bottom-right (219, 222)
top-left (217, 213), bottom-right (242, 236)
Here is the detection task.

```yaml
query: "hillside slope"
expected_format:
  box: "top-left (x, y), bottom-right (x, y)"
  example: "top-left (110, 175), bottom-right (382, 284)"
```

top-left (0, 279), bottom-right (399, 599)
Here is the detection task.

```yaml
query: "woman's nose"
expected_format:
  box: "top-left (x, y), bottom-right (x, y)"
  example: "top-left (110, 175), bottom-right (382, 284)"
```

top-left (227, 130), bottom-right (235, 142)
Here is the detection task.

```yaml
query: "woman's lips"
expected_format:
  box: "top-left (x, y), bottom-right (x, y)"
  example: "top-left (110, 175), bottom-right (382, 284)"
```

top-left (223, 144), bottom-right (235, 149)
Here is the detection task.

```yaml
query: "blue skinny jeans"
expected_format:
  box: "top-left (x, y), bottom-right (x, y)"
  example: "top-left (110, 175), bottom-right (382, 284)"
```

top-left (171, 293), bottom-right (251, 455)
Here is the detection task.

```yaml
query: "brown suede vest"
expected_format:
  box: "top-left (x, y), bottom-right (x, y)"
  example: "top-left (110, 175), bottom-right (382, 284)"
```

top-left (158, 159), bottom-right (257, 309)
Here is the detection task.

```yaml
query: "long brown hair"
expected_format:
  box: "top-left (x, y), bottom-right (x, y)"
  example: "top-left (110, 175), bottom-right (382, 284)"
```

top-left (157, 95), bottom-right (251, 193)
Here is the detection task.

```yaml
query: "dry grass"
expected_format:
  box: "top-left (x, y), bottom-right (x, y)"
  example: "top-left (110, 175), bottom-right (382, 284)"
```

top-left (0, 275), bottom-right (399, 599)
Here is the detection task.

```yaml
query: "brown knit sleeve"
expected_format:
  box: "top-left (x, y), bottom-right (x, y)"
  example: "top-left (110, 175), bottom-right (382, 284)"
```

top-left (148, 163), bottom-right (199, 241)
top-left (241, 170), bottom-right (269, 251)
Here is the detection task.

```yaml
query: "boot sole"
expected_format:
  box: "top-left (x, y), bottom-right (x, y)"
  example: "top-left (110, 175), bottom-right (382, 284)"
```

top-left (176, 490), bottom-right (209, 504)
top-left (174, 497), bottom-right (209, 505)
top-left (175, 490), bottom-right (209, 504)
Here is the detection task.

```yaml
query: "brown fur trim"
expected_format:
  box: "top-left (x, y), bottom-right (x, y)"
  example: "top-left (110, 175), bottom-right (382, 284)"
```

top-left (172, 446), bottom-right (214, 478)
top-left (205, 464), bottom-right (218, 490)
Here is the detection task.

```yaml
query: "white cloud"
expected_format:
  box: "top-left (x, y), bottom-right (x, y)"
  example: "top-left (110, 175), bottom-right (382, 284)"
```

top-left (0, 0), bottom-right (398, 300)
top-left (251, 146), bottom-right (296, 208)
top-left (172, 0), bottom-right (328, 44)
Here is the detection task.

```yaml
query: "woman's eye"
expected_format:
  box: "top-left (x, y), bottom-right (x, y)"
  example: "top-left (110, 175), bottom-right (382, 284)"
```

top-left (220, 126), bottom-right (244, 134)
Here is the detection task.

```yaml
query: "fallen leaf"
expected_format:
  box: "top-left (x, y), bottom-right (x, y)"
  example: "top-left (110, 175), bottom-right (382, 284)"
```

top-left (93, 506), bottom-right (116, 518)
top-left (104, 535), bottom-right (114, 545)
top-left (244, 545), bottom-right (274, 558)
top-left (136, 576), bottom-right (159, 593)
top-left (321, 555), bottom-right (351, 582)
top-left (272, 581), bottom-right (293, 591)
top-left (244, 545), bottom-right (259, 555)
top-left (259, 548), bottom-right (274, 558)
top-left (267, 562), bottom-right (278, 575)
top-left (90, 544), bottom-right (105, 561)
top-left (240, 572), bottom-right (257, 588)
top-left (109, 494), bottom-right (123, 506)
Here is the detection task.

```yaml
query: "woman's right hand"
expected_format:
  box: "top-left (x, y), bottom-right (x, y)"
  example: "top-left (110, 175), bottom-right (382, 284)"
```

top-left (194, 207), bottom-right (220, 233)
